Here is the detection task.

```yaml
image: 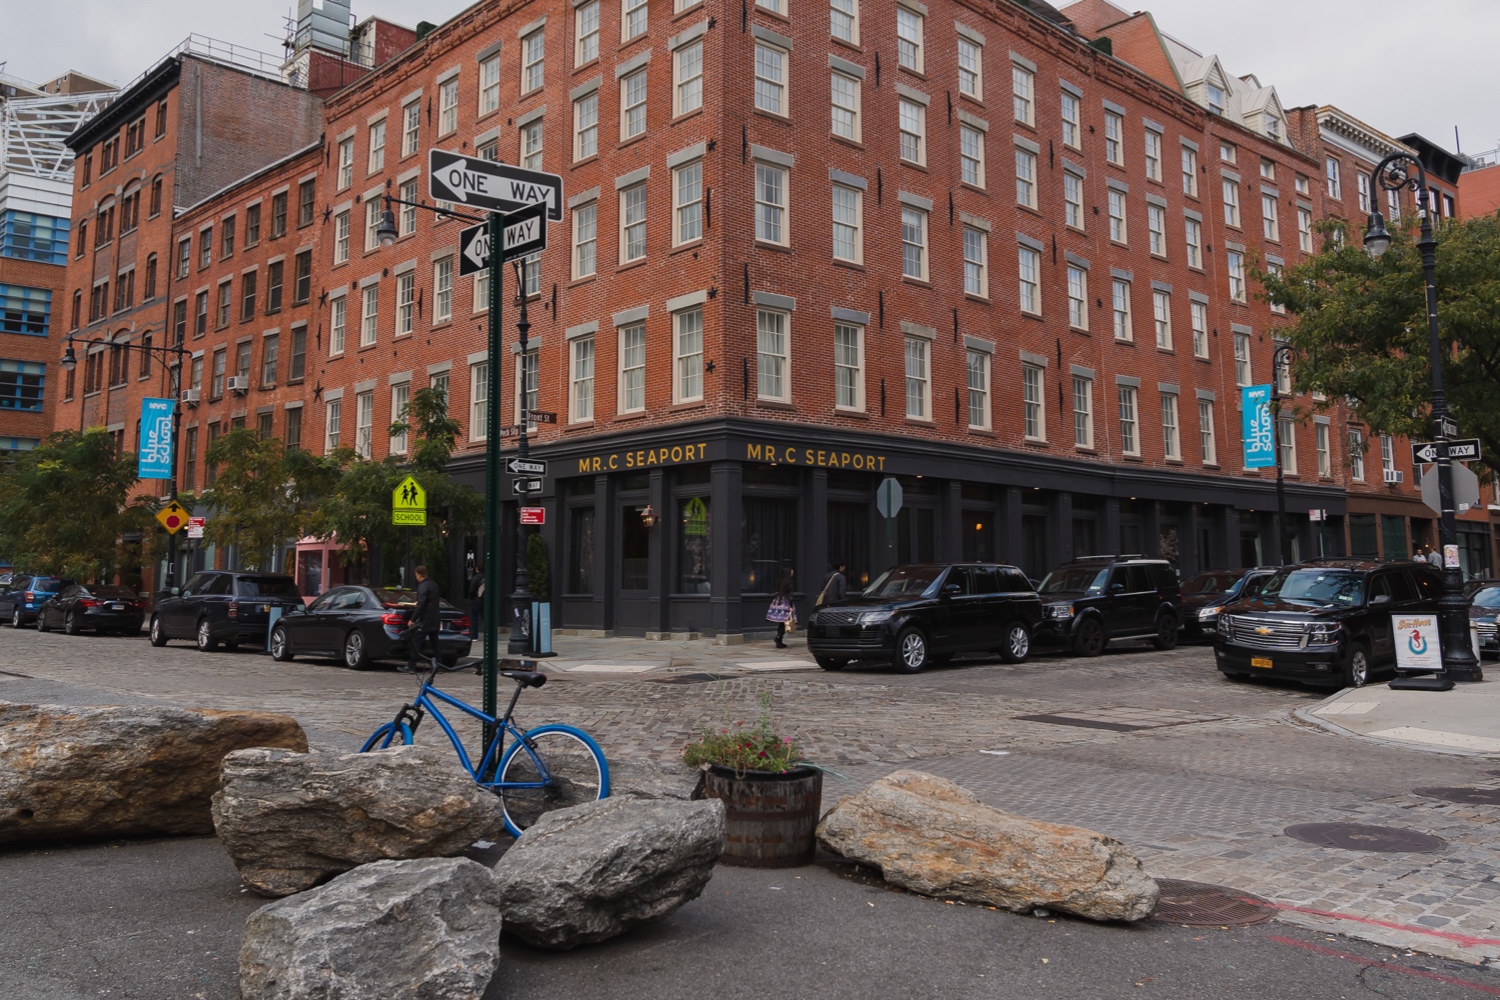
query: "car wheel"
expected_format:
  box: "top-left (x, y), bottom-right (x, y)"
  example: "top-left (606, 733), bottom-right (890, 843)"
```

top-left (196, 618), bottom-right (219, 652)
top-left (1000, 622), bottom-right (1032, 663)
top-left (64, 610), bottom-right (81, 636)
top-left (149, 616), bottom-right (168, 647)
top-left (893, 627), bottom-right (930, 674)
top-left (814, 655), bottom-right (848, 671)
top-left (1343, 642), bottom-right (1371, 689)
top-left (343, 629), bottom-right (371, 670)
top-left (270, 626), bottom-right (294, 662)
top-left (10, 606), bottom-right (21, 628)
top-left (35, 610), bottom-right (48, 632)
top-left (1072, 617), bottom-right (1107, 657)
top-left (1151, 613), bottom-right (1180, 651)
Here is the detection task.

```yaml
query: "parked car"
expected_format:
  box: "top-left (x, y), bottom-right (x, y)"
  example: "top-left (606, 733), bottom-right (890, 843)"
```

top-left (1469, 584), bottom-right (1500, 658)
top-left (36, 584), bottom-right (147, 635)
top-left (0, 575), bottom-right (70, 627)
top-left (268, 585), bottom-right (473, 670)
top-left (1179, 568), bottom-right (1277, 640)
top-left (806, 563), bottom-right (1043, 674)
top-left (1033, 555), bottom-right (1183, 656)
top-left (1214, 559), bottom-right (1443, 688)
top-left (1463, 578), bottom-right (1500, 598)
top-left (150, 571), bottom-right (305, 651)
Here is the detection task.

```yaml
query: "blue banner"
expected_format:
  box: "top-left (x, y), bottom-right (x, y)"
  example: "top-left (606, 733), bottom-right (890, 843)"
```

top-left (1242, 385), bottom-right (1275, 469)
top-left (138, 398), bottom-right (175, 480)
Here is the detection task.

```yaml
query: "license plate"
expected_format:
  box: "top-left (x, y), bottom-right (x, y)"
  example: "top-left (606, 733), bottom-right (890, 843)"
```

top-left (1251, 656), bottom-right (1273, 669)
top-left (110, 603), bottom-right (125, 611)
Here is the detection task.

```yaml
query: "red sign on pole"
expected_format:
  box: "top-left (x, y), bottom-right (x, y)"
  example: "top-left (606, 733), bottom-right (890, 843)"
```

top-left (520, 507), bottom-right (546, 525)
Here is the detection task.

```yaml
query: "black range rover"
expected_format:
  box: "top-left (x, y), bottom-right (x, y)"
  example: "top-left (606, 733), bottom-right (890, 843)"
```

top-left (1214, 559), bottom-right (1443, 688)
top-left (1033, 556), bottom-right (1182, 656)
top-left (806, 563), bottom-right (1043, 674)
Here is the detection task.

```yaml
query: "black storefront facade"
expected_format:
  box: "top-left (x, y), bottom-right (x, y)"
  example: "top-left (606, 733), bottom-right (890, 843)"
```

top-left (450, 418), bottom-right (1346, 640)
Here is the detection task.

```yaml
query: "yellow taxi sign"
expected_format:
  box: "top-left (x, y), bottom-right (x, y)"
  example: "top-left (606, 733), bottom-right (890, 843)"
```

top-left (156, 500), bottom-right (190, 534)
top-left (393, 475), bottom-right (427, 526)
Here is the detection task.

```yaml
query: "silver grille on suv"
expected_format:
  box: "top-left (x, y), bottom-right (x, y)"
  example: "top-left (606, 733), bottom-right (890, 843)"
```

top-left (1223, 615), bottom-right (1307, 650)
top-left (1477, 620), bottom-right (1497, 643)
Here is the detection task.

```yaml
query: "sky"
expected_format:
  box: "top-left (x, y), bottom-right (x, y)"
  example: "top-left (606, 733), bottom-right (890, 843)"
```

top-left (6, 0), bottom-right (1499, 157)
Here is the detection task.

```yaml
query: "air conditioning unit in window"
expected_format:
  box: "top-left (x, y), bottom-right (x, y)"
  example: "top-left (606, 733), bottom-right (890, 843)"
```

top-left (1383, 469), bottom-right (1404, 484)
top-left (226, 375), bottom-right (249, 394)
top-left (180, 388), bottom-right (200, 406)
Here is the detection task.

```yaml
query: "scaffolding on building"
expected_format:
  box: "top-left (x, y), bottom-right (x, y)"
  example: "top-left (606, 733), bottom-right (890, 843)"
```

top-left (1, 88), bottom-right (117, 180)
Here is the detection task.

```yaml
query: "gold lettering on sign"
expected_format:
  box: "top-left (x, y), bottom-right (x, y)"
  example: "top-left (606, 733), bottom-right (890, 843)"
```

top-left (743, 443), bottom-right (886, 470)
top-left (578, 442), bottom-right (709, 475)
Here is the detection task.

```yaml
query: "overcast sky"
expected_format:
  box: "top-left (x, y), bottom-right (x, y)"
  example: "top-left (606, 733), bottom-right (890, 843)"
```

top-left (7, 1), bottom-right (1498, 157)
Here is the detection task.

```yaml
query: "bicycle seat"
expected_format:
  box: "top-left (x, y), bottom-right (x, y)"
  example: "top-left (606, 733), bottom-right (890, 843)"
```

top-left (501, 669), bottom-right (548, 688)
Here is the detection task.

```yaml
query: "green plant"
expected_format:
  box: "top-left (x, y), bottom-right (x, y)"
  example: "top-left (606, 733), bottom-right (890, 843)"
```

top-left (526, 531), bottom-right (550, 600)
top-left (683, 691), bottom-right (803, 775)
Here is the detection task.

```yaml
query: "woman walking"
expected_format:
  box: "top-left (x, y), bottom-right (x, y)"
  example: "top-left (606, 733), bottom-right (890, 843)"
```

top-left (766, 569), bottom-right (796, 649)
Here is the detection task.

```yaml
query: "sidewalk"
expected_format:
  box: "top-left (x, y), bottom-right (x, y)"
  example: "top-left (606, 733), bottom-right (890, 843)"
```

top-left (1298, 674), bottom-right (1500, 756)
top-left (475, 633), bottom-right (819, 676)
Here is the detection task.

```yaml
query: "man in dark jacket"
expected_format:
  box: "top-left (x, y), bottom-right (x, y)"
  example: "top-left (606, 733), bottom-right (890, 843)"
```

top-left (402, 564), bottom-right (443, 673)
top-left (818, 562), bottom-right (850, 609)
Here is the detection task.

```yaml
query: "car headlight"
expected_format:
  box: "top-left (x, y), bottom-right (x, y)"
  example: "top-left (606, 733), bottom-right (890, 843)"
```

top-left (858, 610), bottom-right (895, 625)
top-left (1305, 622), bottom-right (1341, 644)
top-left (1216, 616), bottom-right (1232, 637)
top-left (1047, 604), bottom-right (1075, 619)
top-left (1198, 606), bottom-right (1224, 620)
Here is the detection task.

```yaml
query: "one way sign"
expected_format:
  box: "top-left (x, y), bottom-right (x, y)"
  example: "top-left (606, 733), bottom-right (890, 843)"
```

top-left (457, 202), bottom-right (548, 276)
top-left (428, 150), bottom-right (563, 220)
top-left (1412, 438), bottom-right (1482, 465)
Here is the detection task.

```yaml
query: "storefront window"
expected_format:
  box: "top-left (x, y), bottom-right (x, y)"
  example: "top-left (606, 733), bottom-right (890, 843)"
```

top-left (568, 507), bottom-right (595, 594)
top-left (827, 501), bottom-right (869, 588)
top-left (621, 506), bottom-right (649, 590)
top-left (677, 496), bottom-right (711, 594)
top-left (1380, 514), bottom-right (1408, 561)
top-left (742, 497), bottom-right (797, 592)
top-left (963, 511), bottom-right (993, 563)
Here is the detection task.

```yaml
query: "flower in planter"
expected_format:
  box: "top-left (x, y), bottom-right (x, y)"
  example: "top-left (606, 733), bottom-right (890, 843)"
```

top-left (683, 691), bottom-right (804, 775)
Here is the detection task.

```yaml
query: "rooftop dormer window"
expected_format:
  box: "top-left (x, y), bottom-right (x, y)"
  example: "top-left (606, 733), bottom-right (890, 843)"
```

top-left (1205, 83), bottom-right (1225, 116)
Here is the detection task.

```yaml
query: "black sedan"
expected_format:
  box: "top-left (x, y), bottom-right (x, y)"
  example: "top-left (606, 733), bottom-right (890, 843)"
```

top-left (37, 584), bottom-right (147, 636)
top-left (1179, 567), bottom-right (1276, 640)
top-left (269, 585), bottom-right (473, 670)
top-left (1469, 585), bottom-right (1500, 659)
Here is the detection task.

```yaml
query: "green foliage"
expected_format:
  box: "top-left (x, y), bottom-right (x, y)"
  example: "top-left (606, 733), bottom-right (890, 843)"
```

top-left (201, 429), bottom-right (340, 569)
top-left (682, 692), bottom-right (803, 775)
top-left (526, 531), bottom-right (550, 600)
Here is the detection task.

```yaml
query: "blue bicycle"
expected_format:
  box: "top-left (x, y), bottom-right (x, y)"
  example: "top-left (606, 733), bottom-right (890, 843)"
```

top-left (361, 660), bottom-right (610, 838)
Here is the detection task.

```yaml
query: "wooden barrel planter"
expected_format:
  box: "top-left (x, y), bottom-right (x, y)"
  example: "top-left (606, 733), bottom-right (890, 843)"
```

top-left (700, 764), bottom-right (823, 868)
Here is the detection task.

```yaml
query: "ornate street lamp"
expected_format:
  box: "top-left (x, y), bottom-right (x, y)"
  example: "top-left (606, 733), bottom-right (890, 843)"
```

top-left (1270, 342), bottom-right (1295, 565)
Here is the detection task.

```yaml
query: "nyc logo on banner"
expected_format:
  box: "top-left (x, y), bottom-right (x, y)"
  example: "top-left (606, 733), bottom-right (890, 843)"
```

top-left (138, 398), bottom-right (175, 480)
top-left (1241, 384), bottom-right (1275, 469)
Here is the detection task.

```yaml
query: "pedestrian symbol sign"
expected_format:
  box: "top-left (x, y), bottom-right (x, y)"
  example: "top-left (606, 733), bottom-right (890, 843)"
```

top-left (393, 475), bottom-right (427, 526)
top-left (156, 500), bottom-right (189, 534)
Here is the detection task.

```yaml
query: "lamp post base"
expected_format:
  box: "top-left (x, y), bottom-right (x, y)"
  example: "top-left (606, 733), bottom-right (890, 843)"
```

top-left (1389, 675), bottom-right (1458, 692)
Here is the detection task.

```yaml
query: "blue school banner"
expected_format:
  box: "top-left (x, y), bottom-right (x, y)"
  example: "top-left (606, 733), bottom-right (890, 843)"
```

top-left (138, 398), bottom-right (175, 480)
top-left (1242, 385), bottom-right (1275, 469)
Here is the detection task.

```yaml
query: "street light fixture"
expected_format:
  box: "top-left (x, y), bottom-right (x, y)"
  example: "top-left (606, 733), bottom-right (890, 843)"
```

top-left (1362, 153), bottom-right (1480, 688)
top-left (375, 204), bottom-right (399, 248)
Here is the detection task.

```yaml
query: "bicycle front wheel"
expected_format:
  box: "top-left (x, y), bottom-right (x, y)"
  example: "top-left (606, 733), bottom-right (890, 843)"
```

top-left (360, 720), bottom-right (414, 752)
top-left (497, 724), bottom-right (610, 836)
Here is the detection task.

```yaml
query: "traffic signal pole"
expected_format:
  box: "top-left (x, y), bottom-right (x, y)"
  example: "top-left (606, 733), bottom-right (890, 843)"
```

top-left (482, 210), bottom-right (503, 759)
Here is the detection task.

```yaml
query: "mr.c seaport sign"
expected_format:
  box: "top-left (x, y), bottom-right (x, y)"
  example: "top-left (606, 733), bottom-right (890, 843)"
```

top-left (574, 441), bottom-right (889, 474)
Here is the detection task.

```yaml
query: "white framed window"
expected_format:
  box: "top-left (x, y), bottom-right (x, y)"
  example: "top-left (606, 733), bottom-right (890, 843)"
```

top-left (620, 183), bottom-right (647, 263)
top-left (1298, 207), bottom-right (1313, 252)
top-left (832, 184), bottom-right (862, 263)
top-left (835, 323), bottom-right (864, 410)
top-left (1144, 129), bottom-right (1162, 180)
top-left (573, 200), bottom-right (598, 278)
top-left (1274, 345), bottom-right (1292, 395)
top-left (1268, 263), bottom-right (1286, 314)
top-left (900, 207), bottom-right (927, 280)
top-left (329, 295), bottom-right (347, 355)
top-left (522, 29), bottom-right (545, 94)
top-left (1022, 363), bottom-right (1045, 440)
top-left (574, 92), bottom-right (599, 160)
top-left (959, 125), bottom-right (984, 187)
top-left (1148, 204), bottom-right (1165, 255)
top-left (1067, 265), bottom-right (1087, 329)
top-left (576, 1), bottom-right (600, 66)
top-left (619, 322), bottom-right (646, 412)
top-left (473, 266), bottom-right (489, 314)
top-left (1380, 434), bottom-right (1394, 476)
top-left (1162, 393), bottom-right (1181, 460)
top-left (571, 335), bottom-right (595, 422)
top-left (1325, 156), bottom-right (1341, 199)
top-left (676, 161), bottom-right (704, 245)
top-left (904, 336), bottom-right (930, 419)
top-left (477, 136), bottom-right (499, 161)
top-left (1182, 145), bottom-right (1198, 196)
top-left (1234, 331), bottom-right (1251, 386)
top-left (1262, 194), bottom-right (1279, 241)
top-left (1220, 140), bottom-right (1237, 164)
top-left (399, 179), bottom-right (418, 235)
top-left (390, 383), bottom-right (409, 455)
top-left (355, 390), bottom-right (373, 459)
top-left (898, 99), bottom-right (925, 164)
top-left (364, 197), bottom-right (382, 251)
top-left (1104, 110), bottom-right (1123, 164)
top-left (430, 371), bottom-right (449, 416)
top-left (360, 283), bottom-right (379, 346)
top-left (1206, 82), bottom-right (1226, 115)
top-left (1153, 290), bottom-right (1172, 350)
top-left (963, 226), bottom-right (988, 298)
top-left (1357, 173), bottom-right (1372, 213)
top-left (757, 309), bottom-right (789, 401)
top-left (754, 163), bottom-right (787, 245)
top-left (675, 40), bottom-right (704, 116)
top-left (957, 36), bottom-right (982, 99)
top-left (623, 0), bottom-right (648, 41)
top-left (519, 251), bottom-right (541, 298)
top-left (1015, 147), bottom-right (1037, 208)
top-left (966, 350), bottom-right (990, 430)
top-left (1316, 422), bottom-right (1331, 477)
top-left (367, 119), bottom-right (386, 173)
top-left (831, 72), bottom-right (861, 141)
top-left (516, 348), bottom-right (538, 429)
top-left (674, 307), bottom-right (704, 403)
top-left (1112, 278), bottom-right (1132, 341)
top-left (1012, 64), bottom-right (1034, 126)
top-left (1228, 250), bottom-right (1246, 302)
top-left (1185, 217), bottom-right (1202, 268)
top-left (1018, 245), bottom-right (1040, 314)
top-left (1118, 385), bottom-right (1139, 456)
top-left (831, 0), bottom-right (859, 44)
top-left (1223, 178), bottom-right (1240, 227)
top-left (1199, 399), bottom-right (1217, 464)
top-left (1278, 416), bottom-right (1296, 473)
top-left (324, 398), bottom-right (341, 454)
top-left (433, 257), bottom-right (453, 324)
top-left (396, 271), bottom-right (415, 335)
top-left (1190, 300), bottom-right (1208, 358)
top-left (1260, 158), bottom-right (1276, 181)
top-left (1064, 171), bottom-right (1084, 229)
top-left (896, 6), bottom-right (923, 73)
top-left (1349, 428), bottom-right (1365, 481)
top-left (1108, 189), bottom-right (1127, 242)
top-left (521, 119), bottom-right (544, 170)
top-left (1060, 91), bottom-right (1080, 148)
top-left (479, 55), bottom-right (501, 116)
top-left (402, 101), bottom-right (420, 157)
top-left (754, 43), bottom-right (787, 115)
top-left (469, 362), bottom-right (488, 441)
top-left (439, 77), bottom-right (458, 136)
top-left (1387, 186), bottom-right (1402, 222)
top-left (1296, 174), bottom-right (1310, 197)
top-left (337, 138), bottom-right (354, 189)
top-left (1072, 374), bottom-right (1093, 449)
top-left (621, 69), bottom-right (647, 140)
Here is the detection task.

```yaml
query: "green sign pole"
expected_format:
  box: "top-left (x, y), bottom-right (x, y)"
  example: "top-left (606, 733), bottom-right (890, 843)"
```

top-left (481, 210), bottom-right (503, 765)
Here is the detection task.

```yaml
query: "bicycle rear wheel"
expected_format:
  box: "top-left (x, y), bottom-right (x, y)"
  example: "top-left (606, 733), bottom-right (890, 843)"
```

top-left (497, 724), bottom-right (610, 837)
top-left (360, 720), bottom-right (414, 752)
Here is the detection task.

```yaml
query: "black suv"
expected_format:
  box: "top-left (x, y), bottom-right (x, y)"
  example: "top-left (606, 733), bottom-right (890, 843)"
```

top-left (1034, 555), bottom-right (1182, 656)
top-left (1179, 567), bottom-right (1277, 640)
top-left (151, 571), bottom-right (306, 651)
top-left (1214, 559), bottom-right (1442, 688)
top-left (806, 563), bottom-right (1043, 674)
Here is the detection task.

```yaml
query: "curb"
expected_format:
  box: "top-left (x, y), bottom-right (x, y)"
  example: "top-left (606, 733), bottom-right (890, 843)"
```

top-left (1271, 904), bottom-right (1500, 967)
top-left (1290, 696), bottom-right (1500, 760)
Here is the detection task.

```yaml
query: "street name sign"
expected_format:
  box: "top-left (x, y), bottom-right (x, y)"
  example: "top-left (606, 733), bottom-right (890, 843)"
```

top-left (526, 409), bottom-right (558, 424)
top-left (428, 150), bottom-right (563, 219)
top-left (457, 201), bottom-right (549, 276)
top-left (508, 457), bottom-right (548, 476)
top-left (393, 474), bottom-right (427, 526)
top-left (156, 500), bottom-right (189, 534)
top-left (520, 507), bottom-right (546, 525)
top-left (1411, 438), bottom-right (1482, 465)
top-left (512, 478), bottom-right (544, 495)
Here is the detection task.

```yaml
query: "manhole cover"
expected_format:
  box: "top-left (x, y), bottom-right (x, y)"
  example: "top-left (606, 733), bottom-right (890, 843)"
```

top-left (1151, 880), bottom-right (1277, 927)
top-left (1415, 786), bottom-right (1500, 806)
top-left (1284, 823), bottom-right (1447, 853)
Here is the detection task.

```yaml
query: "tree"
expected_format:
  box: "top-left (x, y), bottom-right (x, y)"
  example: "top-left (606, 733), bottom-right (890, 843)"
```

top-left (0, 429), bottom-right (157, 580)
top-left (1260, 214), bottom-right (1500, 469)
top-left (200, 428), bottom-right (342, 569)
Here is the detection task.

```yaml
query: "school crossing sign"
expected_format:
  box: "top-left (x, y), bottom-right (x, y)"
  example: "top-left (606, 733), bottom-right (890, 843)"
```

top-left (393, 475), bottom-right (427, 527)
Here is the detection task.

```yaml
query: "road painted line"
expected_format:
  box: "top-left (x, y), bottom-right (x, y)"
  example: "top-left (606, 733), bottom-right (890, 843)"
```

top-left (1267, 936), bottom-right (1500, 995)
top-left (1366, 726), bottom-right (1500, 753)
top-left (1270, 902), bottom-right (1500, 952)
top-left (1312, 701), bottom-right (1381, 717)
top-left (565, 663), bottom-right (659, 673)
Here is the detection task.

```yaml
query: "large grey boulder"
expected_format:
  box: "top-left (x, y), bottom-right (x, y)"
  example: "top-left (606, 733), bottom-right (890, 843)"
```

top-left (493, 796), bottom-right (725, 949)
top-left (608, 758), bottom-right (705, 801)
top-left (817, 770), bottom-right (1160, 923)
top-left (212, 744), bottom-right (506, 896)
top-left (0, 702), bottom-right (306, 846)
top-left (240, 857), bottom-right (503, 1000)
